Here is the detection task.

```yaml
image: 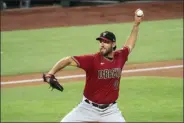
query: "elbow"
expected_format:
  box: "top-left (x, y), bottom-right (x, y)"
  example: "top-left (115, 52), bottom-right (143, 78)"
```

top-left (64, 56), bottom-right (73, 64)
top-left (57, 56), bottom-right (72, 66)
top-left (61, 56), bottom-right (78, 67)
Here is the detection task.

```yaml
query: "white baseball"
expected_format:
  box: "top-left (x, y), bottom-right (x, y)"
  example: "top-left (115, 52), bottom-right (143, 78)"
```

top-left (136, 9), bottom-right (144, 17)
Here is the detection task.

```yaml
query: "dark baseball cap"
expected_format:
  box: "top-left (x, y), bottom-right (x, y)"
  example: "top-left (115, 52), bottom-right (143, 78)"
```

top-left (96, 31), bottom-right (116, 42)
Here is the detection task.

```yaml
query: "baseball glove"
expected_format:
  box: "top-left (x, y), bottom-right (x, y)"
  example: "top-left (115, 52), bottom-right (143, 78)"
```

top-left (42, 73), bottom-right (64, 92)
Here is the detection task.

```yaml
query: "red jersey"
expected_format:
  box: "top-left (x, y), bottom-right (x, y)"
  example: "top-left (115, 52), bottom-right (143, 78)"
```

top-left (72, 47), bottom-right (130, 104)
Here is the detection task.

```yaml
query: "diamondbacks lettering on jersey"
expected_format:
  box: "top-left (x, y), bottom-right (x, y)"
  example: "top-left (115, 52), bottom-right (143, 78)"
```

top-left (98, 68), bottom-right (122, 79)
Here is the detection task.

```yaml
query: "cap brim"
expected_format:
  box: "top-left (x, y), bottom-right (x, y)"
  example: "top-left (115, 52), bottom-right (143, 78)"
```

top-left (96, 37), bottom-right (101, 41)
top-left (96, 37), bottom-right (112, 42)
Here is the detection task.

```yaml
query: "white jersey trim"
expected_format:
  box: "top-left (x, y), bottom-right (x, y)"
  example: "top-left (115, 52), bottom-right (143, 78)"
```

top-left (71, 56), bottom-right (80, 67)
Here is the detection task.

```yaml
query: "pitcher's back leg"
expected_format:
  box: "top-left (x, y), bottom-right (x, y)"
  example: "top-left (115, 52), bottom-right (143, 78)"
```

top-left (61, 102), bottom-right (99, 122)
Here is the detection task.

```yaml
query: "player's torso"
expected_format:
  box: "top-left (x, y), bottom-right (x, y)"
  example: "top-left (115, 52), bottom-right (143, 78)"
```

top-left (84, 52), bottom-right (127, 104)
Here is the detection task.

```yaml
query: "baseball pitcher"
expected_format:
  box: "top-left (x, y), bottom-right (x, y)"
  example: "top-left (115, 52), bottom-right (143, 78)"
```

top-left (43, 9), bottom-right (144, 122)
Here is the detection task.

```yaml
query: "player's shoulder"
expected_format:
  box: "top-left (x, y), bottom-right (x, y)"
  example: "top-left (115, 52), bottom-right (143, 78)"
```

top-left (114, 49), bottom-right (122, 55)
top-left (114, 46), bottom-right (130, 54)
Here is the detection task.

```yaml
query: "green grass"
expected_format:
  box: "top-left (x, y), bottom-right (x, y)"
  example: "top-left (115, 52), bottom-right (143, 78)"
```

top-left (1, 77), bottom-right (183, 122)
top-left (1, 19), bottom-right (183, 75)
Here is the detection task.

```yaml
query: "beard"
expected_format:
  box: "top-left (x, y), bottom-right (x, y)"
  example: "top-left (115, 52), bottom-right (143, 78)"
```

top-left (100, 47), bottom-right (113, 56)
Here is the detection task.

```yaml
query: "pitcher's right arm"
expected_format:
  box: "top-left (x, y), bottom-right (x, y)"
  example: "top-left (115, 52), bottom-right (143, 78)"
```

top-left (123, 9), bottom-right (144, 53)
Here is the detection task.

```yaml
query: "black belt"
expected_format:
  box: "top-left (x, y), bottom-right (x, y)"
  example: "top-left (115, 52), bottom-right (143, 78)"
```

top-left (84, 99), bottom-right (116, 109)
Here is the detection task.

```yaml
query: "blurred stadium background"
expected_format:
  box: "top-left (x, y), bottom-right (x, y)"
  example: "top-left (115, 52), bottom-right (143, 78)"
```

top-left (1, 0), bottom-right (182, 9)
top-left (1, 0), bottom-right (183, 122)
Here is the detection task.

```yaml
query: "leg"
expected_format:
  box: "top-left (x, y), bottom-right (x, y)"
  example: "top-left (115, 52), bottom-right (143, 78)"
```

top-left (61, 102), bottom-right (99, 122)
top-left (60, 107), bottom-right (80, 122)
top-left (99, 103), bottom-right (126, 122)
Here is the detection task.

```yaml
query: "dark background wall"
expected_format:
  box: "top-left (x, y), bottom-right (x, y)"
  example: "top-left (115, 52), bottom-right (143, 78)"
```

top-left (1, 0), bottom-right (182, 10)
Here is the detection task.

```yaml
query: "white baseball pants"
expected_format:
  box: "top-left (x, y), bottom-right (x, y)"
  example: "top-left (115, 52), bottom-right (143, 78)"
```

top-left (61, 96), bottom-right (126, 122)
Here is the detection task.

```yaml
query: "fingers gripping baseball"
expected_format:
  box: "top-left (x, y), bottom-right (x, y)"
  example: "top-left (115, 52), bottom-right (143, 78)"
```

top-left (43, 73), bottom-right (64, 92)
top-left (135, 8), bottom-right (144, 17)
top-left (134, 8), bottom-right (144, 25)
